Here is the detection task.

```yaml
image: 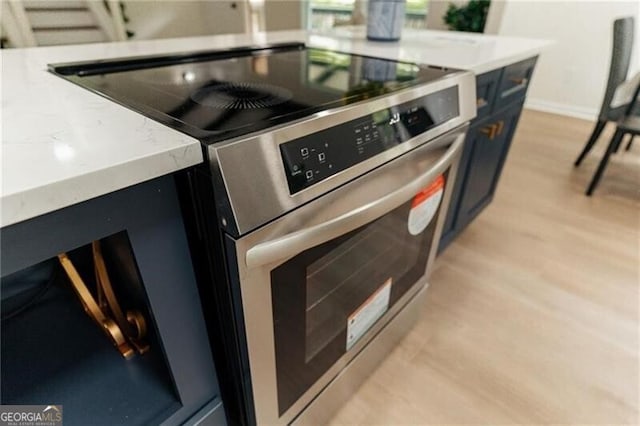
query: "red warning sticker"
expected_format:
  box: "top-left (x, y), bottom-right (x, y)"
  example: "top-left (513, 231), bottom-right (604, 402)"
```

top-left (408, 175), bottom-right (445, 235)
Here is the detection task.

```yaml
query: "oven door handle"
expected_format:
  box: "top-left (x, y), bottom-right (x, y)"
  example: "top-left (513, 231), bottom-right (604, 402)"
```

top-left (245, 136), bottom-right (463, 269)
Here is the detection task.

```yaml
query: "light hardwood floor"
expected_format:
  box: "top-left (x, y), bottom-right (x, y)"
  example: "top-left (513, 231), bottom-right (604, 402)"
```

top-left (328, 109), bottom-right (640, 425)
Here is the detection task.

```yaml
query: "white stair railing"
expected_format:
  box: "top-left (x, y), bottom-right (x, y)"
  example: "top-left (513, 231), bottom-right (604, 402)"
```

top-left (2, 0), bottom-right (127, 47)
top-left (5, 0), bottom-right (38, 46)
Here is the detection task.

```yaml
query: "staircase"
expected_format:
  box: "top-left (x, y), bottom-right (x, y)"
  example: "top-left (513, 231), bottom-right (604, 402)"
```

top-left (2, 0), bottom-right (127, 47)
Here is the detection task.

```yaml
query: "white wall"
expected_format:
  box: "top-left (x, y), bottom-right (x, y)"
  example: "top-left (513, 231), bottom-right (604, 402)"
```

top-left (124, 0), bottom-right (248, 40)
top-left (425, 0), bottom-right (463, 31)
top-left (498, 0), bottom-right (640, 120)
top-left (483, 0), bottom-right (507, 34)
top-left (263, 0), bottom-right (304, 31)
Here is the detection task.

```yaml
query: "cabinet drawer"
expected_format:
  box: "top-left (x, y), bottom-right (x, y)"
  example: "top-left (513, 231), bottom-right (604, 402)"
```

top-left (495, 56), bottom-right (538, 109)
top-left (475, 69), bottom-right (502, 120)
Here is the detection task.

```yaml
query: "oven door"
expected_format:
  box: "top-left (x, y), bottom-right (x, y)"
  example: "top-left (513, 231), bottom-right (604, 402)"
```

top-left (230, 126), bottom-right (466, 425)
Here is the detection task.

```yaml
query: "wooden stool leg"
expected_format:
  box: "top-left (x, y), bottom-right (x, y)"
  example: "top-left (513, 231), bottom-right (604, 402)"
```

top-left (586, 129), bottom-right (624, 196)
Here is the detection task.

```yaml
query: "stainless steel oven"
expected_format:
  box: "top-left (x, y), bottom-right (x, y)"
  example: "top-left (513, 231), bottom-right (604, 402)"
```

top-left (50, 44), bottom-right (476, 425)
top-left (225, 127), bottom-right (465, 425)
top-left (202, 74), bottom-right (475, 424)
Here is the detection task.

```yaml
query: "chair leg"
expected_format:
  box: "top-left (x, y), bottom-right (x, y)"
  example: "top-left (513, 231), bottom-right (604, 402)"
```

top-left (575, 120), bottom-right (607, 166)
top-left (625, 134), bottom-right (635, 151)
top-left (613, 131), bottom-right (629, 153)
top-left (613, 134), bottom-right (623, 153)
top-left (586, 129), bottom-right (624, 196)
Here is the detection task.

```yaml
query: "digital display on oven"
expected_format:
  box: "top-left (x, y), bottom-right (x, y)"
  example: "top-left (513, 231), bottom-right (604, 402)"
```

top-left (280, 86), bottom-right (459, 195)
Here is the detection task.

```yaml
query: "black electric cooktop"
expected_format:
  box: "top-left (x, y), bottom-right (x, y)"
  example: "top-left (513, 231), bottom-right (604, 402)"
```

top-left (50, 43), bottom-right (455, 143)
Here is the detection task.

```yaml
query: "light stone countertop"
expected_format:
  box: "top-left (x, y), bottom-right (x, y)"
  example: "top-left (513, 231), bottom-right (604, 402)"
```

top-left (1, 27), bottom-right (551, 227)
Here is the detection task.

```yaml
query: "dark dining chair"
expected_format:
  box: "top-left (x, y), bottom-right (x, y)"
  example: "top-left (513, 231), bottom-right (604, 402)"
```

top-left (586, 79), bottom-right (640, 195)
top-left (574, 16), bottom-right (635, 167)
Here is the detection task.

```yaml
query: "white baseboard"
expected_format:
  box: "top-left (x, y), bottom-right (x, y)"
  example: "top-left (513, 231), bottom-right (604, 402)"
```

top-left (524, 98), bottom-right (598, 121)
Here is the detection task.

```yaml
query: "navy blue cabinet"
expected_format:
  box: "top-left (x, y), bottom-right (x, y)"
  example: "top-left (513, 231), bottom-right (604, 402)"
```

top-left (455, 103), bottom-right (524, 230)
top-left (495, 57), bottom-right (538, 110)
top-left (474, 68), bottom-right (502, 120)
top-left (439, 57), bottom-right (537, 252)
top-left (1, 176), bottom-right (225, 426)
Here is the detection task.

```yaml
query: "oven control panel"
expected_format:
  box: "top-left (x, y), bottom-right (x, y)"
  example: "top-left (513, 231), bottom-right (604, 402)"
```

top-left (280, 86), bottom-right (459, 194)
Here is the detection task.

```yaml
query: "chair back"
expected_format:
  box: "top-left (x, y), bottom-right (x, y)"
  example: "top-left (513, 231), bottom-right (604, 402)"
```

top-left (599, 17), bottom-right (635, 120)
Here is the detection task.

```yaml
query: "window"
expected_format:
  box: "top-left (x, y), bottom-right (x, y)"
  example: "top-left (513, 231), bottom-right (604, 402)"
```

top-left (309, 0), bottom-right (429, 30)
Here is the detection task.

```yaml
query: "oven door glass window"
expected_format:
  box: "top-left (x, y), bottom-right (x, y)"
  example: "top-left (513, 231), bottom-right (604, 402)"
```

top-left (271, 174), bottom-right (447, 415)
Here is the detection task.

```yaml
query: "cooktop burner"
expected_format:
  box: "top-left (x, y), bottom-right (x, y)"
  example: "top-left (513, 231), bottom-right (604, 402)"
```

top-left (50, 43), bottom-right (458, 143)
top-left (191, 82), bottom-right (293, 110)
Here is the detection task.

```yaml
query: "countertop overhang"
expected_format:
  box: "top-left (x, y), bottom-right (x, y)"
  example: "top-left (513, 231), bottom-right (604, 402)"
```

top-left (1, 27), bottom-right (552, 228)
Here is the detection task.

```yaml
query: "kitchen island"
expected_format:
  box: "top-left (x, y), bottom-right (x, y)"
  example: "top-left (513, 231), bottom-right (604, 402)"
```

top-left (2, 27), bottom-right (551, 227)
top-left (1, 27), bottom-right (550, 426)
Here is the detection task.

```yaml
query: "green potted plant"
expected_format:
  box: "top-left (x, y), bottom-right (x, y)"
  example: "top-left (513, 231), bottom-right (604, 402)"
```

top-left (444, 0), bottom-right (491, 33)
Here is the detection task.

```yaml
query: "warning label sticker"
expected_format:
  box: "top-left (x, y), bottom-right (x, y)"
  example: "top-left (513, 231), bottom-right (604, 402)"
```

top-left (346, 278), bottom-right (392, 351)
top-left (407, 175), bottom-right (445, 236)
